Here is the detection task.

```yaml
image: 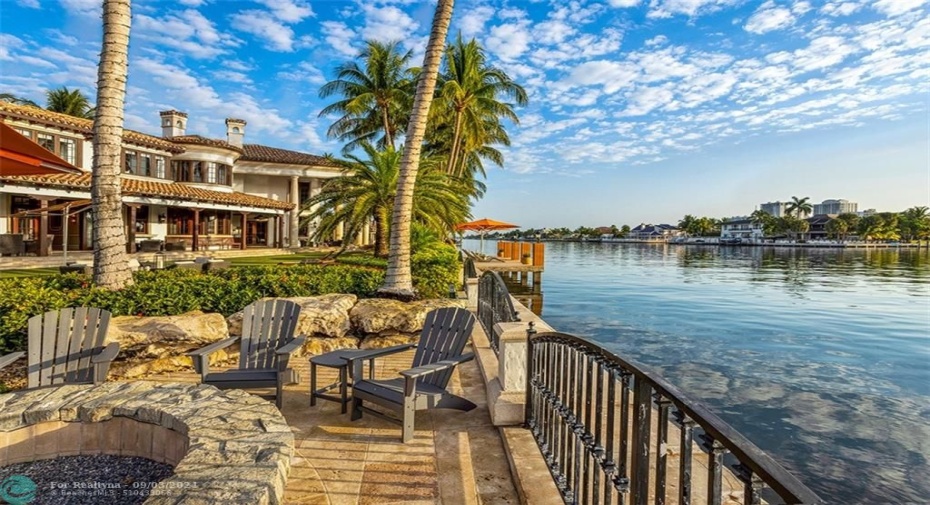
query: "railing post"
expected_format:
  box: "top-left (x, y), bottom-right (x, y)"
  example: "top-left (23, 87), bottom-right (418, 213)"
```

top-left (702, 435), bottom-right (729, 505)
top-left (524, 321), bottom-right (536, 429)
top-left (630, 377), bottom-right (652, 505)
top-left (674, 411), bottom-right (695, 505)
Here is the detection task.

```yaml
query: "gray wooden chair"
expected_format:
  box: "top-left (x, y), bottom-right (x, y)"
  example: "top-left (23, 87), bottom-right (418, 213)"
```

top-left (347, 307), bottom-right (477, 442)
top-left (188, 299), bottom-right (305, 409)
top-left (0, 308), bottom-right (119, 389)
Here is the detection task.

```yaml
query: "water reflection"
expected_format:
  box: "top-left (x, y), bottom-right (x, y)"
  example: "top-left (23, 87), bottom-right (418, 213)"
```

top-left (476, 241), bottom-right (930, 504)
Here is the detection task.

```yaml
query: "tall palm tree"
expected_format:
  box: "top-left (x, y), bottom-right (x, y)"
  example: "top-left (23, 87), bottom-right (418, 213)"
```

top-left (0, 93), bottom-right (39, 107)
top-left (301, 144), bottom-right (469, 257)
top-left (319, 40), bottom-right (415, 154)
top-left (433, 35), bottom-right (527, 177)
top-left (786, 196), bottom-right (812, 218)
top-left (46, 87), bottom-right (95, 119)
top-left (91, 0), bottom-right (133, 289)
top-left (379, 0), bottom-right (455, 300)
top-left (750, 209), bottom-right (776, 236)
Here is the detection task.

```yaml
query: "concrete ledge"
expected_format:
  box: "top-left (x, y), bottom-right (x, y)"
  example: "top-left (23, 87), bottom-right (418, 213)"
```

top-left (501, 427), bottom-right (563, 505)
top-left (0, 381), bottom-right (294, 505)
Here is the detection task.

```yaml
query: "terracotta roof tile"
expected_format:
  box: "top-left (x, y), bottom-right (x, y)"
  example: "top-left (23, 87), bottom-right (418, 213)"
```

top-left (240, 144), bottom-right (340, 167)
top-left (170, 135), bottom-right (243, 154)
top-left (0, 173), bottom-right (292, 211)
top-left (0, 102), bottom-right (184, 154)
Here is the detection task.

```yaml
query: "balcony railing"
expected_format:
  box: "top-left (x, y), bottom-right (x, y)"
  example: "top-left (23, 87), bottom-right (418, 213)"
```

top-left (524, 329), bottom-right (821, 505)
top-left (477, 271), bottom-right (519, 353)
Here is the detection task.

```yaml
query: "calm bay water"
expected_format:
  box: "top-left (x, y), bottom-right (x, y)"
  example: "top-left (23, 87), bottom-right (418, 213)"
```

top-left (466, 239), bottom-right (930, 504)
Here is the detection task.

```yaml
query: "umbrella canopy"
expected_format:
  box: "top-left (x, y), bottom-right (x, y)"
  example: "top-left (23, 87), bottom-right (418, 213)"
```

top-left (456, 218), bottom-right (519, 253)
top-left (0, 122), bottom-right (82, 176)
top-left (455, 218), bottom-right (519, 233)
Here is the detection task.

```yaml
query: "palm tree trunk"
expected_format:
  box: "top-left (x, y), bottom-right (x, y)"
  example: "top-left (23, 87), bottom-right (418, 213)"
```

top-left (91, 0), bottom-right (134, 289)
top-left (381, 104), bottom-right (394, 149)
top-left (375, 207), bottom-right (389, 257)
top-left (379, 0), bottom-right (454, 300)
top-left (446, 110), bottom-right (463, 175)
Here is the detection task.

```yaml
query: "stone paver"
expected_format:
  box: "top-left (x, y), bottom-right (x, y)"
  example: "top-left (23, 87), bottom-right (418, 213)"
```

top-left (149, 347), bottom-right (519, 505)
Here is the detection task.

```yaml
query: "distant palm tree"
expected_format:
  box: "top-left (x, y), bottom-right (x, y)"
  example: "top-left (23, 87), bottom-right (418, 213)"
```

top-left (46, 87), bottom-right (95, 119)
top-left (825, 218), bottom-right (849, 240)
top-left (380, 0), bottom-right (455, 300)
top-left (319, 40), bottom-right (415, 154)
top-left (0, 92), bottom-right (39, 107)
top-left (786, 196), bottom-right (812, 218)
top-left (91, 0), bottom-right (133, 289)
top-left (678, 214), bottom-right (698, 236)
top-left (750, 209), bottom-right (776, 236)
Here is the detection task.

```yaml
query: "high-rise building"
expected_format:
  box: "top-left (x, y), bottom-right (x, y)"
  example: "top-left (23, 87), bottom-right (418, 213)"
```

top-left (760, 201), bottom-right (787, 217)
top-left (813, 199), bottom-right (858, 215)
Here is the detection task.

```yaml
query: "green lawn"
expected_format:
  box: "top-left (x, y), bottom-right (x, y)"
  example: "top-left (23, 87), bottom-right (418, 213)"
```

top-left (0, 251), bottom-right (377, 278)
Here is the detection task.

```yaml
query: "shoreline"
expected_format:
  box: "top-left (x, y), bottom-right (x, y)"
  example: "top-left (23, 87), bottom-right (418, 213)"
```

top-left (470, 238), bottom-right (928, 249)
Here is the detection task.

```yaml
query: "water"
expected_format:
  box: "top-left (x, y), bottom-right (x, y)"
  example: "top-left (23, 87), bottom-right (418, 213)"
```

top-left (465, 239), bottom-right (930, 504)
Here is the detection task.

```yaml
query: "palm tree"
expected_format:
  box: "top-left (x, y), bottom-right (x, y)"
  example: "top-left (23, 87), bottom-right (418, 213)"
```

top-left (379, 0), bottom-right (455, 300)
top-left (46, 87), bottom-right (95, 119)
top-left (91, 0), bottom-right (133, 289)
top-left (786, 196), bottom-right (812, 218)
top-left (301, 144), bottom-right (469, 257)
top-left (900, 206), bottom-right (930, 241)
top-left (678, 215), bottom-right (698, 236)
top-left (319, 40), bottom-right (415, 154)
top-left (0, 93), bottom-right (39, 107)
top-left (825, 218), bottom-right (849, 240)
top-left (750, 209), bottom-right (776, 237)
top-left (433, 35), bottom-right (527, 177)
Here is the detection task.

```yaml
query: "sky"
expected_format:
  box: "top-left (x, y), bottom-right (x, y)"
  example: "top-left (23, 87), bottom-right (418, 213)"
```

top-left (0, 0), bottom-right (928, 228)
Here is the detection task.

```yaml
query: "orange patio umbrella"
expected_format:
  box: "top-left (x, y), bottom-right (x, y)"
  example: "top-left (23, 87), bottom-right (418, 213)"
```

top-left (0, 122), bottom-right (82, 176)
top-left (455, 218), bottom-right (519, 251)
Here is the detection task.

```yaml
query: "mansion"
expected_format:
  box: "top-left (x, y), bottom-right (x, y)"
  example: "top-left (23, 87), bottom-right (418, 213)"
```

top-left (0, 102), bottom-right (366, 255)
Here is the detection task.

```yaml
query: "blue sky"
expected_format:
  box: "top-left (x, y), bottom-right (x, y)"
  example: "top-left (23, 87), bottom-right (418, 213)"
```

top-left (1, 0), bottom-right (927, 228)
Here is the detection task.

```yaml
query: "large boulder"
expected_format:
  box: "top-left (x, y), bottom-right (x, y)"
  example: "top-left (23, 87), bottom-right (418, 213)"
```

top-left (226, 294), bottom-right (357, 338)
top-left (359, 332), bottom-right (419, 350)
top-left (105, 310), bottom-right (232, 379)
top-left (349, 298), bottom-right (465, 335)
top-left (304, 336), bottom-right (361, 356)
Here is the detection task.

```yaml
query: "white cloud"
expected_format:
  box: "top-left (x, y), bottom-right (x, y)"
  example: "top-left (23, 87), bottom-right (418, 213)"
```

top-left (608, 0), bottom-right (641, 7)
top-left (821, 1), bottom-right (863, 16)
top-left (213, 70), bottom-right (251, 84)
top-left (745, 2), bottom-right (797, 34)
top-left (0, 34), bottom-right (24, 61)
top-left (459, 6), bottom-right (495, 39)
top-left (178, 0), bottom-right (205, 6)
top-left (647, 0), bottom-right (740, 18)
top-left (278, 61), bottom-right (325, 85)
top-left (136, 9), bottom-right (237, 59)
top-left (57, 0), bottom-right (98, 16)
top-left (873, 0), bottom-right (927, 16)
top-left (17, 0), bottom-right (40, 8)
top-left (230, 10), bottom-right (295, 52)
top-left (256, 0), bottom-right (314, 22)
top-left (17, 55), bottom-right (57, 69)
top-left (360, 5), bottom-right (419, 42)
top-left (322, 21), bottom-right (357, 58)
top-left (486, 21), bottom-right (533, 61)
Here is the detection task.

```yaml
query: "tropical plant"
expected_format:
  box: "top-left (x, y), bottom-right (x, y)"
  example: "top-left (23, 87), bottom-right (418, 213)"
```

top-left (825, 218), bottom-right (849, 240)
top-left (750, 209), bottom-right (777, 237)
top-left (899, 206), bottom-right (930, 241)
top-left (0, 92), bottom-right (39, 107)
top-left (858, 213), bottom-right (900, 241)
top-left (301, 144), bottom-right (470, 258)
top-left (678, 215), bottom-right (698, 236)
top-left (786, 196), bottom-right (812, 218)
top-left (46, 87), bottom-right (95, 119)
top-left (379, 0), bottom-right (455, 300)
top-left (431, 35), bottom-right (527, 178)
top-left (619, 225), bottom-right (631, 237)
top-left (91, 0), bottom-right (133, 289)
top-left (319, 40), bottom-right (416, 154)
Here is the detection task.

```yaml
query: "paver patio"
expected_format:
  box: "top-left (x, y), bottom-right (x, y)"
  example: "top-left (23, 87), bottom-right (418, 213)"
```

top-left (150, 346), bottom-right (519, 505)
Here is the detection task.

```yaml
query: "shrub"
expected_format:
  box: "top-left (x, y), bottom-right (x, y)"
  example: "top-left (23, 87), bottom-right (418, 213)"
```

top-left (411, 242), bottom-right (461, 299)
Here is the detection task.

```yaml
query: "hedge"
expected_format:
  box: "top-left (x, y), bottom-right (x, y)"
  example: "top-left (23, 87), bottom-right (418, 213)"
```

top-left (0, 246), bottom-right (460, 353)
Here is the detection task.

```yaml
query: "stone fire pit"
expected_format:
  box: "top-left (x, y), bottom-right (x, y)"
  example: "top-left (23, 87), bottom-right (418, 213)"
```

top-left (0, 382), bottom-right (293, 504)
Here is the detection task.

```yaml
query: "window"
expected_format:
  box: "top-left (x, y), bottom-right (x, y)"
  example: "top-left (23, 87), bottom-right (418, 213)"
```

top-left (140, 154), bottom-right (152, 177)
top-left (15, 128), bottom-right (31, 139)
top-left (124, 151), bottom-right (137, 174)
top-left (58, 139), bottom-right (76, 165)
top-left (37, 133), bottom-right (54, 152)
top-left (192, 162), bottom-right (203, 183)
top-left (206, 162), bottom-right (217, 184)
top-left (218, 165), bottom-right (228, 186)
top-left (155, 157), bottom-right (166, 179)
top-left (133, 206), bottom-right (149, 234)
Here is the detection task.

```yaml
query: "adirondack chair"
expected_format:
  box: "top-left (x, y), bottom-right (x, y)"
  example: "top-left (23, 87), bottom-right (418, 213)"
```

top-left (347, 307), bottom-right (477, 442)
top-left (188, 299), bottom-right (305, 409)
top-left (0, 308), bottom-right (119, 389)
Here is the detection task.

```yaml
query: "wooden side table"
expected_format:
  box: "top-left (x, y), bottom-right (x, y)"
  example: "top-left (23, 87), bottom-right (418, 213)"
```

top-left (309, 349), bottom-right (375, 414)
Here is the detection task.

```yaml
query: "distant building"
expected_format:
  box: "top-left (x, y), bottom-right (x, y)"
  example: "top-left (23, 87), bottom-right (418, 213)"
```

top-left (760, 201), bottom-right (787, 217)
top-left (807, 214), bottom-right (838, 241)
top-left (720, 216), bottom-right (764, 241)
top-left (814, 199), bottom-right (857, 215)
top-left (858, 208), bottom-right (876, 217)
top-left (628, 223), bottom-right (682, 240)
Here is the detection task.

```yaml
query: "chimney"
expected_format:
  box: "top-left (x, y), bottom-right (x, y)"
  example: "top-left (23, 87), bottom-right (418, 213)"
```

top-left (159, 110), bottom-right (187, 138)
top-left (226, 118), bottom-right (246, 148)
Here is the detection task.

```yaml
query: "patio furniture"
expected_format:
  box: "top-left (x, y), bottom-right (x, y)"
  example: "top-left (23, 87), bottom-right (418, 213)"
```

top-left (0, 307), bottom-right (119, 389)
top-left (347, 307), bottom-right (477, 442)
top-left (188, 299), bottom-right (305, 409)
top-left (309, 349), bottom-right (376, 414)
top-left (165, 240), bottom-right (186, 252)
top-left (137, 239), bottom-right (163, 252)
top-left (0, 234), bottom-right (24, 256)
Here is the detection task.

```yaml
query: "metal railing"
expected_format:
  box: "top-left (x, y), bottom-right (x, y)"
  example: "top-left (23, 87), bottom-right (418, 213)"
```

top-left (477, 271), bottom-right (519, 353)
top-left (525, 328), bottom-right (821, 505)
top-left (464, 256), bottom-right (478, 281)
